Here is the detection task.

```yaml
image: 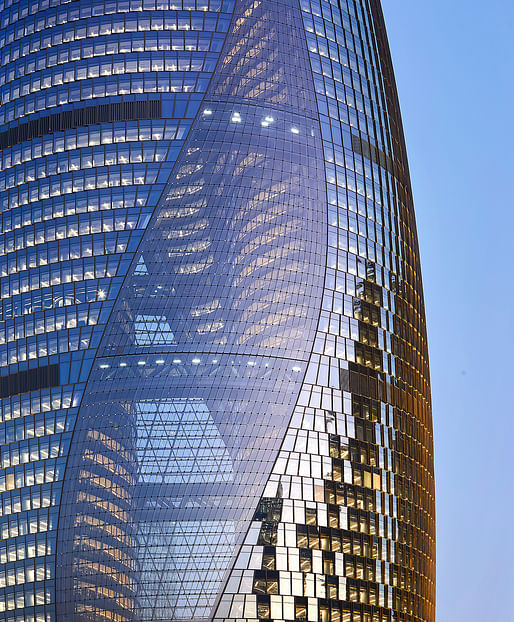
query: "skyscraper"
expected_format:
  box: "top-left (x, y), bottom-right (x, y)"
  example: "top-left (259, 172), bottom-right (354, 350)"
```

top-left (0, 0), bottom-right (435, 620)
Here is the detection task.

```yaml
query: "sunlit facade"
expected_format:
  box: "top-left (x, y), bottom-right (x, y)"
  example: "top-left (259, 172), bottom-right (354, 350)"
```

top-left (0, 0), bottom-right (435, 621)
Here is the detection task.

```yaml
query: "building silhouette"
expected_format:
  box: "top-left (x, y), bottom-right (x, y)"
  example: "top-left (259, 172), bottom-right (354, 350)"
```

top-left (0, 0), bottom-right (435, 621)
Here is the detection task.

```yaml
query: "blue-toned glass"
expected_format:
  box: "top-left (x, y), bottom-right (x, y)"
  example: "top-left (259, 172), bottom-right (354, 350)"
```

top-left (0, 0), bottom-right (235, 619)
top-left (0, 0), bottom-right (435, 621)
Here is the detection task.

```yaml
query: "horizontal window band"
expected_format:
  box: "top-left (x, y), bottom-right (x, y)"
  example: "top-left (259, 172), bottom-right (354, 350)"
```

top-left (0, 363), bottom-right (60, 398)
top-left (0, 100), bottom-right (162, 150)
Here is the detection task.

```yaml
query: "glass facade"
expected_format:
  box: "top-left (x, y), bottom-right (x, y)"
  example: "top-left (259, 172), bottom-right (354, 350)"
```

top-left (0, 0), bottom-right (435, 621)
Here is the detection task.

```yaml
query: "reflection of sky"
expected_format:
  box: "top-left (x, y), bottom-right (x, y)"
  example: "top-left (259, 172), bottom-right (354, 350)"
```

top-left (134, 398), bottom-right (234, 484)
top-left (384, 2), bottom-right (514, 619)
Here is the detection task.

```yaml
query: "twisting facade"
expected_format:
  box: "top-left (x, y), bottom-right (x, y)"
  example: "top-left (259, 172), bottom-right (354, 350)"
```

top-left (0, 0), bottom-right (435, 621)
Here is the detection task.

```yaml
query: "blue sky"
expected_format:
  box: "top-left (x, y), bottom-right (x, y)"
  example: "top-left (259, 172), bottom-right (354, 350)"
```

top-left (382, 1), bottom-right (514, 619)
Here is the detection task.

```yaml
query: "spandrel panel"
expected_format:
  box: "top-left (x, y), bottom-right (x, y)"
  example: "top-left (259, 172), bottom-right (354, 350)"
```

top-left (0, 1), bottom-right (235, 620)
top-left (0, 0), bottom-right (435, 621)
top-left (55, 0), bottom-right (327, 619)
top-left (209, 2), bottom-right (435, 622)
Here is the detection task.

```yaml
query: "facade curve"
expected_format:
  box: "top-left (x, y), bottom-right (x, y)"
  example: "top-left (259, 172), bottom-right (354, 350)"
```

top-left (0, 1), bottom-right (435, 622)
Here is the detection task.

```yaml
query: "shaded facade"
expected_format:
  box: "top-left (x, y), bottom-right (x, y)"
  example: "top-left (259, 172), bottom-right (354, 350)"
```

top-left (0, 1), bottom-right (435, 622)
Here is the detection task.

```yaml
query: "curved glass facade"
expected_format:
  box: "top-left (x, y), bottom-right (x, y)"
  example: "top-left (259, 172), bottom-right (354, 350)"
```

top-left (0, 1), bottom-right (435, 622)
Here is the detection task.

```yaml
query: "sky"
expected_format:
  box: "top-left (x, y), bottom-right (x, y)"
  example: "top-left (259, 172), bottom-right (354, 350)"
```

top-left (382, 1), bottom-right (514, 620)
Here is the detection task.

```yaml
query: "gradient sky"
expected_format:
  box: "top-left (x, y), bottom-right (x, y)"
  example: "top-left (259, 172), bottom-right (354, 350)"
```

top-left (382, 1), bottom-right (514, 620)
